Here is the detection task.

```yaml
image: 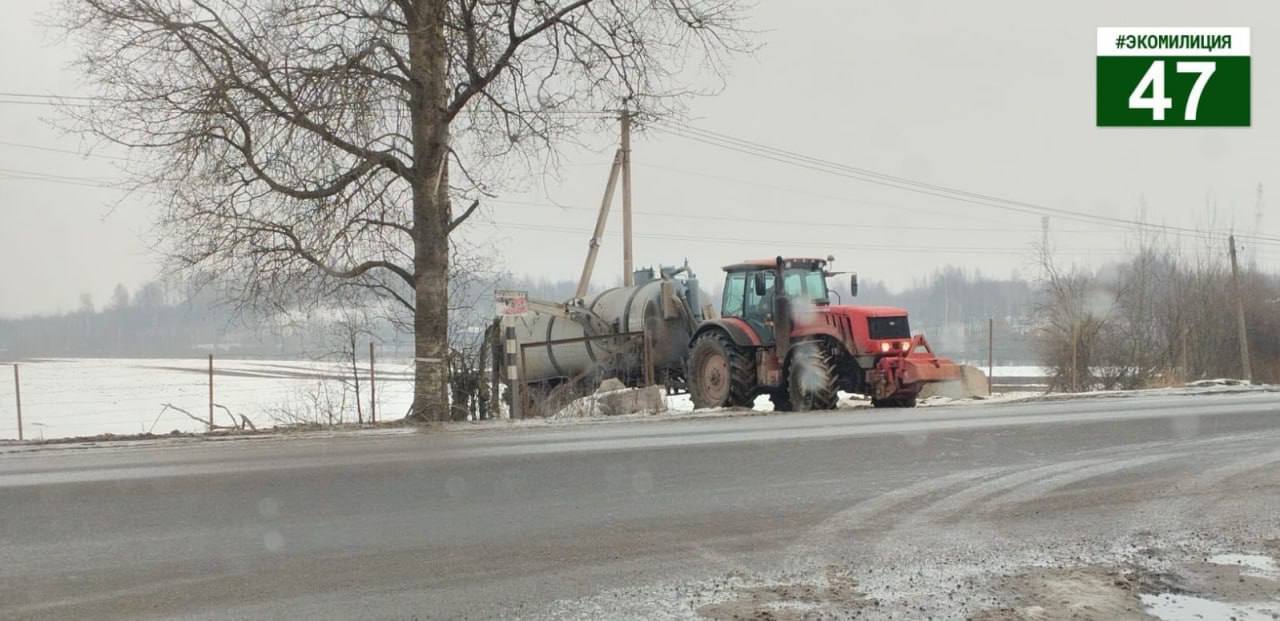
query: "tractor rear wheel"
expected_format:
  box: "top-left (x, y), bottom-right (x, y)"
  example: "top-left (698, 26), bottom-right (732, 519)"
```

top-left (787, 342), bottom-right (839, 411)
top-left (688, 332), bottom-right (755, 409)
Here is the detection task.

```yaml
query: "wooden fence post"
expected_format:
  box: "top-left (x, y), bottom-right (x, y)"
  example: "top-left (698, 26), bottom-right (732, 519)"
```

top-left (208, 354), bottom-right (214, 432)
top-left (13, 364), bottom-right (22, 441)
top-left (368, 342), bottom-right (377, 424)
top-left (987, 318), bottom-right (994, 396)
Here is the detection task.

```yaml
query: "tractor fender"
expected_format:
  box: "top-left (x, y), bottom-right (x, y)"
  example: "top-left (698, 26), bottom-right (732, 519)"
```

top-left (691, 318), bottom-right (761, 349)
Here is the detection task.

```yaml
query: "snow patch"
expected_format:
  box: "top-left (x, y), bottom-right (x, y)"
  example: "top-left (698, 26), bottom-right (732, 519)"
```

top-left (665, 392), bottom-right (695, 413)
top-left (1208, 553), bottom-right (1280, 579)
top-left (1141, 592), bottom-right (1280, 621)
top-left (1187, 378), bottom-right (1253, 387)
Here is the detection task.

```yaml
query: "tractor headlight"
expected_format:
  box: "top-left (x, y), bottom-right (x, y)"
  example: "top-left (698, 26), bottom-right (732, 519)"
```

top-left (900, 341), bottom-right (912, 351)
top-left (880, 342), bottom-right (892, 353)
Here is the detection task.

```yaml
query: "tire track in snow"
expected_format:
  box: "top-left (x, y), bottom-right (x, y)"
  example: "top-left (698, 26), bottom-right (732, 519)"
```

top-left (892, 458), bottom-right (1107, 527)
top-left (794, 467), bottom-right (1004, 556)
top-left (983, 454), bottom-right (1176, 509)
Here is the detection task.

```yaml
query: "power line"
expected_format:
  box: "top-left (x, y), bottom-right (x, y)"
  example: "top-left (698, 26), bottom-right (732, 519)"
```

top-left (2, 108), bottom-right (1271, 255)
top-left (487, 198), bottom-right (1111, 235)
top-left (0, 160), bottom-right (1249, 251)
top-left (0, 166), bottom-right (130, 191)
top-left (0, 166), bottom-right (120, 183)
top-left (0, 173), bottom-right (129, 191)
top-left (626, 160), bottom-right (1107, 233)
top-left (490, 221), bottom-right (1142, 257)
top-left (649, 120), bottom-right (1280, 247)
top-left (0, 139), bottom-right (131, 161)
top-left (5, 89), bottom-right (1271, 243)
top-left (630, 160), bottom-right (1016, 229)
top-left (657, 120), bottom-right (1280, 247)
top-left (0, 92), bottom-right (108, 101)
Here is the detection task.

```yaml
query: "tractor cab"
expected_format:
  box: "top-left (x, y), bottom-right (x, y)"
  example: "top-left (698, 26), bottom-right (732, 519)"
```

top-left (687, 256), bottom-right (960, 411)
top-left (721, 258), bottom-right (834, 345)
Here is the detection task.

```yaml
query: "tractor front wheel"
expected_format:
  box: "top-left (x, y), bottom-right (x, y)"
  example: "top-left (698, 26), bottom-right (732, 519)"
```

top-left (787, 342), bottom-right (839, 411)
top-left (871, 396), bottom-right (917, 408)
top-left (768, 390), bottom-right (793, 412)
top-left (688, 332), bottom-right (755, 409)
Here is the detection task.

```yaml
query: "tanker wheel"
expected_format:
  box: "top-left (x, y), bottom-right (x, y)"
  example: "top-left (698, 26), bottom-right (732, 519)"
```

top-left (688, 332), bottom-right (755, 409)
top-left (786, 342), bottom-right (839, 411)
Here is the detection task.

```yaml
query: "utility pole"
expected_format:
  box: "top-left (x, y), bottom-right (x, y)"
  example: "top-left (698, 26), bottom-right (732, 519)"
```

top-left (621, 108), bottom-right (635, 286)
top-left (1251, 183), bottom-right (1264, 268)
top-left (1228, 234), bottom-right (1253, 382)
top-left (576, 150), bottom-right (624, 298)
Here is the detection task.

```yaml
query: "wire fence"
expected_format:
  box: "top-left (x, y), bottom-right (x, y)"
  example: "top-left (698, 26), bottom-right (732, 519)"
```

top-left (0, 356), bottom-right (415, 441)
top-left (0, 355), bottom-right (1053, 441)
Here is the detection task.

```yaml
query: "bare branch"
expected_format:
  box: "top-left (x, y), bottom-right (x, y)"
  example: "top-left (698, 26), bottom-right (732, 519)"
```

top-left (448, 199), bottom-right (481, 233)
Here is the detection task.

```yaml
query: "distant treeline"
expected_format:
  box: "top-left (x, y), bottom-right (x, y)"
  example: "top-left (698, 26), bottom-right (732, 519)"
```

top-left (1, 269), bottom-right (1041, 363)
top-left (0, 275), bottom-right (599, 360)
top-left (0, 280), bottom-right (366, 359)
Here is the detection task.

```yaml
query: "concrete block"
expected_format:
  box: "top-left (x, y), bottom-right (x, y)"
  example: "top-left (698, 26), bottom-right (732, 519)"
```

top-left (595, 384), bottom-right (668, 416)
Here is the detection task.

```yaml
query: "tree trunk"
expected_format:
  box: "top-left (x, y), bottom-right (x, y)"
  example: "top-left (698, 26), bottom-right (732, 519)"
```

top-left (408, 0), bottom-right (451, 421)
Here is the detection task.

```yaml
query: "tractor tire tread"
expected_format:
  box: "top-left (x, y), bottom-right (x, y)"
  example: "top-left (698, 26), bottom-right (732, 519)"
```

top-left (787, 342), bottom-right (839, 411)
top-left (689, 331), bottom-right (756, 409)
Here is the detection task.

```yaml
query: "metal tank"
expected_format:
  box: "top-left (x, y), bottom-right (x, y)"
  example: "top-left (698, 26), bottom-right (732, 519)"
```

top-left (511, 263), bottom-right (708, 387)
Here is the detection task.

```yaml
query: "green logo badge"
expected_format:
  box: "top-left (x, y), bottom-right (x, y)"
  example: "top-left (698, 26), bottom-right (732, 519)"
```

top-left (1097, 27), bottom-right (1250, 127)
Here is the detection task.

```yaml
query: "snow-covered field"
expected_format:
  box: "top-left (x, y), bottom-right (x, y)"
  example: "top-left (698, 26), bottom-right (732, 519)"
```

top-left (0, 358), bottom-right (414, 440)
top-left (0, 360), bottom-right (1052, 441)
top-left (962, 365), bottom-right (1047, 377)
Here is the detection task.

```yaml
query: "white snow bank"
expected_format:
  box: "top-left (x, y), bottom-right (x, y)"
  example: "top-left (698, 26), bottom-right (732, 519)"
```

top-left (1187, 378), bottom-right (1254, 387)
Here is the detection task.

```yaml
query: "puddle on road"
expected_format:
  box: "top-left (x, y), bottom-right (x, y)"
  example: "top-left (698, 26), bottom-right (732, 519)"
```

top-left (1142, 551), bottom-right (1280, 621)
top-left (972, 551), bottom-right (1280, 621)
top-left (1141, 592), bottom-right (1280, 621)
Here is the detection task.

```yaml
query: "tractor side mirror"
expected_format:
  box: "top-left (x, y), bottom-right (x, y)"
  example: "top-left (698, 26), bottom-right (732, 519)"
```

top-left (753, 272), bottom-right (767, 296)
top-left (849, 274), bottom-right (859, 297)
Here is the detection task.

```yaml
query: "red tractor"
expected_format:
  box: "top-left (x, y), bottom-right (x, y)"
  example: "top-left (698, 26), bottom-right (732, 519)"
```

top-left (687, 257), bottom-right (961, 410)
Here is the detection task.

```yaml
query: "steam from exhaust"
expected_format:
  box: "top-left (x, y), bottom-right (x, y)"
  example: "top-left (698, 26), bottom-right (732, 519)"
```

top-left (790, 298), bottom-right (820, 329)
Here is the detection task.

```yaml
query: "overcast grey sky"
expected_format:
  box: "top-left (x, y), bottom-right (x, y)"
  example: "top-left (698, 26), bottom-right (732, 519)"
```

top-left (1, 1), bottom-right (1276, 317)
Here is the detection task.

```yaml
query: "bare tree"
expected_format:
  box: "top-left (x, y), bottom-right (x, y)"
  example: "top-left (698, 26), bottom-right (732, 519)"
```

top-left (325, 306), bottom-right (377, 424)
top-left (57, 0), bottom-right (753, 420)
top-left (1033, 242), bottom-right (1113, 392)
top-left (444, 237), bottom-right (506, 419)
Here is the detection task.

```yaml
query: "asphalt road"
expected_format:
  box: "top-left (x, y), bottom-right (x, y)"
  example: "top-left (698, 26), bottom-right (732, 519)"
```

top-left (1, 390), bottom-right (1279, 619)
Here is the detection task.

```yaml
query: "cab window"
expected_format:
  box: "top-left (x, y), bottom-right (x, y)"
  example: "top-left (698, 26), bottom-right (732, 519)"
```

top-left (783, 269), bottom-right (829, 304)
top-left (782, 271), bottom-right (804, 298)
top-left (722, 272), bottom-right (746, 317)
top-left (744, 270), bottom-right (775, 319)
